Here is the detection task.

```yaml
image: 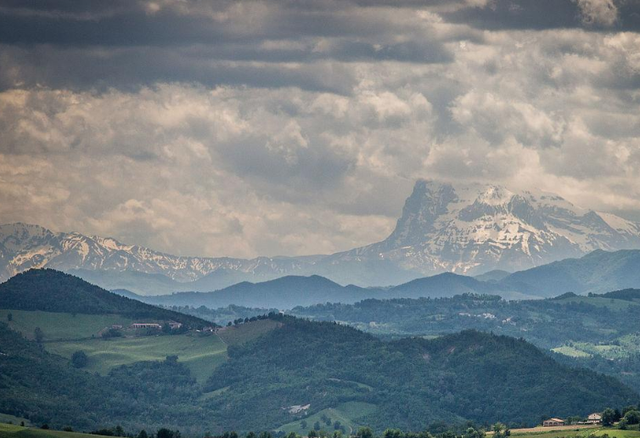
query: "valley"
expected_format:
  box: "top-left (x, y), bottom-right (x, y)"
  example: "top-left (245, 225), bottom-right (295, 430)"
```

top-left (2, 270), bottom-right (638, 435)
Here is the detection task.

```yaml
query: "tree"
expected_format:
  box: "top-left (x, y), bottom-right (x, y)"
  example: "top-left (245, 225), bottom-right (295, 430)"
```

top-left (333, 422), bottom-right (341, 431)
top-left (602, 408), bottom-right (616, 427)
top-left (34, 327), bottom-right (44, 343)
top-left (138, 430), bottom-right (149, 438)
top-left (356, 427), bottom-right (374, 438)
top-left (162, 323), bottom-right (172, 334)
top-left (308, 431), bottom-right (318, 438)
top-left (623, 410), bottom-right (640, 425)
top-left (314, 422), bottom-right (321, 431)
top-left (7, 312), bottom-right (12, 322)
top-left (71, 350), bottom-right (88, 368)
top-left (491, 423), bottom-right (507, 438)
top-left (300, 421), bottom-right (308, 430)
top-left (157, 429), bottom-right (180, 438)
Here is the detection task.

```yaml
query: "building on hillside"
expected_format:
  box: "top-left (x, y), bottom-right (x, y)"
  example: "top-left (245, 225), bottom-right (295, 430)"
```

top-left (168, 321), bottom-right (183, 329)
top-left (543, 418), bottom-right (565, 427)
top-left (586, 413), bottom-right (602, 424)
top-left (131, 323), bottom-right (162, 329)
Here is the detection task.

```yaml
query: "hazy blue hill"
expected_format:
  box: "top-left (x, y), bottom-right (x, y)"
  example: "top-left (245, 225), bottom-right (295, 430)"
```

top-left (0, 269), bottom-right (210, 327)
top-left (389, 272), bottom-right (505, 299)
top-left (139, 275), bottom-right (383, 309)
top-left (69, 269), bottom-right (188, 296)
top-left (499, 249), bottom-right (640, 296)
top-left (599, 288), bottom-right (640, 300)
top-left (474, 270), bottom-right (511, 282)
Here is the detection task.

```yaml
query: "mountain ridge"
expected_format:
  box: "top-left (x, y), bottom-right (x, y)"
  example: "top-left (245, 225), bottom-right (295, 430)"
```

top-left (2, 179), bottom-right (639, 292)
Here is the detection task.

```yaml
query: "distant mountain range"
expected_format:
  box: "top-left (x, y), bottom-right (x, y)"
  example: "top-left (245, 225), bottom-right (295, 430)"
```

top-left (2, 179), bottom-right (640, 293)
top-left (115, 249), bottom-right (640, 308)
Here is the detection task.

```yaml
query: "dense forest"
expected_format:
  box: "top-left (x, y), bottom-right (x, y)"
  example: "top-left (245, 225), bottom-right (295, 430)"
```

top-left (1, 314), bottom-right (636, 434)
top-left (202, 316), bottom-right (635, 431)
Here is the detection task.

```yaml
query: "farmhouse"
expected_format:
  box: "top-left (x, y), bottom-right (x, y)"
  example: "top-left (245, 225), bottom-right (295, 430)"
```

top-left (543, 418), bottom-right (565, 427)
top-left (131, 323), bottom-right (162, 329)
top-left (168, 321), bottom-right (183, 329)
top-left (586, 413), bottom-right (602, 424)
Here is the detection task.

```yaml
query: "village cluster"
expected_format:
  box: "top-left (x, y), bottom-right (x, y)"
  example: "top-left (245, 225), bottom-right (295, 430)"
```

top-left (542, 413), bottom-right (602, 427)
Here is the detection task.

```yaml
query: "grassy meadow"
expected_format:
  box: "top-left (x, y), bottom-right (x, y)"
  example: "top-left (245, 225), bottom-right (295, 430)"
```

top-left (276, 402), bottom-right (378, 435)
top-left (0, 309), bottom-right (282, 384)
top-left (0, 424), bottom-right (96, 438)
top-left (46, 332), bottom-right (227, 382)
top-left (0, 310), bottom-right (137, 341)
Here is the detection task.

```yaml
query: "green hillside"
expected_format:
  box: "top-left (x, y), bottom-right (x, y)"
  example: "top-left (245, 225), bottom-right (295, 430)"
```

top-left (1, 270), bottom-right (638, 434)
top-left (0, 310), bottom-right (137, 341)
top-left (0, 424), bottom-right (97, 438)
top-left (46, 333), bottom-right (226, 383)
top-left (276, 401), bottom-right (377, 435)
top-left (0, 270), bottom-right (211, 328)
top-left (288, 292), bottom-right (640, 392)
top-left (203, 317), bottom-right (637, 432)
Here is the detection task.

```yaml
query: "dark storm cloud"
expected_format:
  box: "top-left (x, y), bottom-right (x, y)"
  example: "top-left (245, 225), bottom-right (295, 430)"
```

top-left (443, 0), bottom-right (640, 31)
top-left (1, 0), bottom-right (640, 258)
top-left (0, 0), bottom-right (456, 91)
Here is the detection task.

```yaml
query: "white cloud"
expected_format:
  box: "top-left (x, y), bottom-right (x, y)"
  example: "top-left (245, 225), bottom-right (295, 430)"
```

top-left (1, 1), bottom-right (640, 257)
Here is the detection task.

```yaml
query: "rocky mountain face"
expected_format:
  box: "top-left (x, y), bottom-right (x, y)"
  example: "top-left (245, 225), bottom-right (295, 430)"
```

top-left (333, 180), bottom-right (640, 276)
top-left (2, 180), bottom-right (640, 291)
top-left (0, 223), bottom-right (310, 286)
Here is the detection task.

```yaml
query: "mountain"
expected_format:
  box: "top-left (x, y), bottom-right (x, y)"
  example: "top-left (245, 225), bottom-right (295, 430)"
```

top-left (2, 180), bottom-right (639, 291)
top-left (0, 223), bottom-right (314, 292)
top-left (127, 275), bottom-right (385, 309)
top-left (390, 272), bottom-right (514, 299)
top-left (329, 180), bottom-right (640, 277)
top-left (123, 270), bottom-right (555, 311)
top-left (204, 317), bottom-right (637, 431)
top-left (0, 269), bottom-right (210, 327)
top-left (474, 269), bottom-right (511, 282)
top-left (499, 249), bottom-right (640, 296)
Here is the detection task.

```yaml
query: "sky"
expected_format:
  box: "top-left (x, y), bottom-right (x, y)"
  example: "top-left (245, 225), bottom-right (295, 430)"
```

top-left (1, 0), bottom-right (640, 258)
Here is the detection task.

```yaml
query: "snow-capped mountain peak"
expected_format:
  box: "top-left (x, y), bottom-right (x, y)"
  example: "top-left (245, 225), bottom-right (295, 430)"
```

top-left (1, 180), bottom-right (639, 289)
top-left (341, 179), bottom-right (640, 275)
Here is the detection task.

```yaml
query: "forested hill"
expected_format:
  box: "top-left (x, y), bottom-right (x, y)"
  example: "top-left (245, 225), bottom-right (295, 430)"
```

top-left (0, 269), bottom-right (211, 327)
top-left (204, 316), bottom-right (637, 432)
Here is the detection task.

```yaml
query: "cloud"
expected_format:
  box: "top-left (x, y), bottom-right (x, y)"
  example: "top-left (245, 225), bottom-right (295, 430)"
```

top-left (0, 0), bottom-right (640, 257)
top-left (575, 0), bottom-right (618, 26)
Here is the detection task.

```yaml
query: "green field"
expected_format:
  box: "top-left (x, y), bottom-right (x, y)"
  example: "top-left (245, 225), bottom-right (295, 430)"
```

top-left (0, 415), bottom-right (30, 427)
top-left (276, 402), bottom-right (377, 435)
top-left (0, 310), bottom-right (281, 385)
top-left (46, 332), bottom-right (227, 382)
top-left (551, 346), bottom-right (592, 358)
top-left (0, 424), bottom-right (96, 438)
top-left (510, 428), bottom-right (640, 438)
top-left (0, 310), bottom-right (137, 341)
top-left (217, 319), bottom-right (282, 346)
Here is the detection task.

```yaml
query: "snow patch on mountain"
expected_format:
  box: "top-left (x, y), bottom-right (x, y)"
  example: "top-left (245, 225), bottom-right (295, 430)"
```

top-left (1, 179), bottom-right (640, 287)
